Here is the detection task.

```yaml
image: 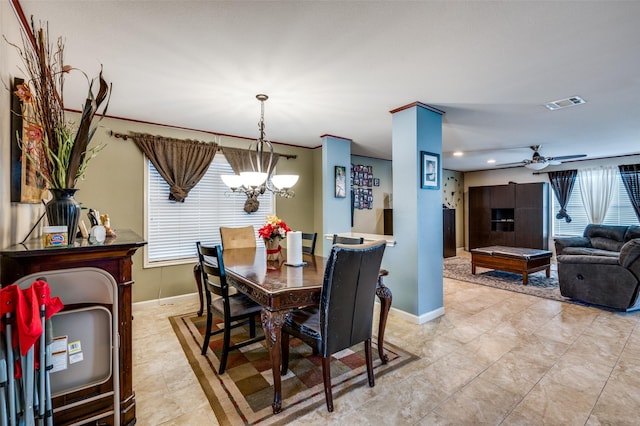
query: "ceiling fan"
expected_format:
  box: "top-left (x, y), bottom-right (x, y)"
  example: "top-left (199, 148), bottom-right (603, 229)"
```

top-left (499, 145), bottom-right (587, 170)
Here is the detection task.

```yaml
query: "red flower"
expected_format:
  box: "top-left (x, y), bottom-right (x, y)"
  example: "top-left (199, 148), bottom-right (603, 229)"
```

top-left (258, 215), bottom-right (291, 240)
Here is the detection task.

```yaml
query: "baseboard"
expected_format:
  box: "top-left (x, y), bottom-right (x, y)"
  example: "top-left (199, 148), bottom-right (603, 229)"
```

top-left (384, 305), bottom-right (445, 325)
top-left (133, 292), bottom-right (199, 310)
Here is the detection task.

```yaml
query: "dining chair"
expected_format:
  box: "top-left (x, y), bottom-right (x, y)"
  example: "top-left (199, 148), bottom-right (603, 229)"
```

top-left (220, 225), bottom-right (257, 249)
top-left (331, 234), bottom-right (364, 245)
top-left (196, 242), bottom-right (264, 374)
top-left (280, 240), bottom-right (387, 412)
top-left (301, 232), bottom-right (318, 255)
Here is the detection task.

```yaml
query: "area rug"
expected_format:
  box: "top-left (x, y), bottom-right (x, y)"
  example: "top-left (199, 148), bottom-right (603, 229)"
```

top-left (169, 312), bottom-right (418, 425)
top-left (443, 256), bottom-right (574, 304)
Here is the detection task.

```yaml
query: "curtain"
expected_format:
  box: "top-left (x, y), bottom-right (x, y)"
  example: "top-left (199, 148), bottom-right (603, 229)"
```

top-left (222, 147), bottom-right (279, 176)
top-left (221, 147), bottom-right (280, 213)
top-left (131, 133), bottom-right (217, 202)
top-left (579, 167), bottom-right (617, 224)
top-left (619, 164), bottom-right (640, 221)
top-left (548, 170), bottom-right (577, 222)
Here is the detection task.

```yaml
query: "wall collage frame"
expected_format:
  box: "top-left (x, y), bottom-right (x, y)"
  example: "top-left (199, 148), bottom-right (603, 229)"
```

top-left (351, 164), bottom-right (374, 210)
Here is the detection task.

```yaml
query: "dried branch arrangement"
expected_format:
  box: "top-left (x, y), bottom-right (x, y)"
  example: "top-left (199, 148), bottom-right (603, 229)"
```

top-left (6, 19), bottom-right (111, 189)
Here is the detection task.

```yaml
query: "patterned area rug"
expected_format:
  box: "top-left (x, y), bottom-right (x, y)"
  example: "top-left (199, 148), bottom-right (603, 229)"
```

top-left (443, 256), bottom-right (575, 304)
top-left (169, 312), bottom-right (418, 425)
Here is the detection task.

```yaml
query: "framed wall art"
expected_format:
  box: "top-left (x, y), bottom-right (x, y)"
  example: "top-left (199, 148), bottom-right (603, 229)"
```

top-left (420, 151), bottom-right (440, 189)
top-left (335, 165), bottom-right (346, 198)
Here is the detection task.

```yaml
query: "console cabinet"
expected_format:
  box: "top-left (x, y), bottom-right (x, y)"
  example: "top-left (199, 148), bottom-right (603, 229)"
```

top-left (0, 230), bottom-right (145, 425)
top-left (469, 183), bottom-right (548, 250)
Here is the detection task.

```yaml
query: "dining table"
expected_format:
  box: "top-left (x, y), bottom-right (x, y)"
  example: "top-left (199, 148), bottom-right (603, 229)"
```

top-left (221, 246), bottom-right (392, 414)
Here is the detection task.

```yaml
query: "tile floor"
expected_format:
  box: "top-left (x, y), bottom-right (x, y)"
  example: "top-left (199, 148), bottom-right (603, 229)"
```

top-left (132, 277), bottom-right (640, 425)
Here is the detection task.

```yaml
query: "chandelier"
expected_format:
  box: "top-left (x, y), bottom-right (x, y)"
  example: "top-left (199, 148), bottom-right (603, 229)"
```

top-left (221, 94), bottom-right (299, 199)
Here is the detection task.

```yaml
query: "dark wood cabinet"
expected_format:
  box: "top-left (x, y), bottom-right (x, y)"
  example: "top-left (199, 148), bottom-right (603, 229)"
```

top-left (0, 230), bottom-right (146, 425)
top-left (443, 208), bottom-right (456, 258)
top-left (469, 183), bottom-right (548, 250)
top-left (383, 208), bottom-right (393, 235)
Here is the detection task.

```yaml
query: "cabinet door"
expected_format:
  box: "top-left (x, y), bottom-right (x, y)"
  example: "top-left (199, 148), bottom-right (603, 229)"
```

top-left (490, 184), bottom-right (515, 208)
top-left (469, 187), bottom-right (491, 249)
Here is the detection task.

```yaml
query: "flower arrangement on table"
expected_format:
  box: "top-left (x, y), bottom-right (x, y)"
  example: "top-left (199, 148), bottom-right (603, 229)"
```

top-left (258, 215), bottom-right (291, 260)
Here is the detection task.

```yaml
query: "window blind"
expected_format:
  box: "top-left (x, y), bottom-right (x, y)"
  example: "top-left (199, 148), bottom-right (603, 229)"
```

top-left (146, 155), bottom-right (273, 265)
top-left (552, 173), bottom-right (639, 236)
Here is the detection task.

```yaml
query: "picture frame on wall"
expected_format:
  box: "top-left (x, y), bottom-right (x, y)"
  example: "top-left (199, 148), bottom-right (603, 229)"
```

top-left (335, 166), bottom-right (346, 198)
top-left (420, 151), bottom-right (440, 189)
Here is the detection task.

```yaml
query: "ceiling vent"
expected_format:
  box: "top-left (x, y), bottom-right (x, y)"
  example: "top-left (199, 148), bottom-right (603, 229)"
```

top-left (544, 96), bottom-right (586, 111)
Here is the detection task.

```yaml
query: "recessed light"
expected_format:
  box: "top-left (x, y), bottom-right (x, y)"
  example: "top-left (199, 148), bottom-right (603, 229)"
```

top-left (487, 159), bottom-right (496, 164)
top-left (453, 151), bottom-right (463, 157)
top-left (544, 96), bottom-right (586, 111)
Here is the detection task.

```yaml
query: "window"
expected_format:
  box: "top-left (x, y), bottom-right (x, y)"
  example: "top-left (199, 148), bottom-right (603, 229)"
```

top-left (552, 172), bottom-right (639, 236)
top-left (145, 155), bottom-right (273, 266)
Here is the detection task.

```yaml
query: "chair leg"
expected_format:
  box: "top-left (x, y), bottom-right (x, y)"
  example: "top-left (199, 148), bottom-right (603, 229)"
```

top-left (281, 332), bottom-right (290, 375)
top-left (219, 324), bottom-right (232, 374)
top-left (321, 356), bottom-right (333, 412)
top-left (365, 338), bottom-right (375, 387)
top-left (201, 310), bottom-right (213, 355)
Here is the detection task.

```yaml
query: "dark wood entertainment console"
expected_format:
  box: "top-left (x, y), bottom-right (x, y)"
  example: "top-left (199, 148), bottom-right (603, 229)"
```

top-left (0, 230), bottom-right (146, 425)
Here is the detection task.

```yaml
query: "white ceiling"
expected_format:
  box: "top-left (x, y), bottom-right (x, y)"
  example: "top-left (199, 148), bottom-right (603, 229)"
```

top-left (13, 0), bottom-right (640, 172)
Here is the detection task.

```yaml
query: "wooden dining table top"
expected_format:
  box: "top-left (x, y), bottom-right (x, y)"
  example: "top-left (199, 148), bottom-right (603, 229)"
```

top-left (222, 247), bottom-right (326, 310)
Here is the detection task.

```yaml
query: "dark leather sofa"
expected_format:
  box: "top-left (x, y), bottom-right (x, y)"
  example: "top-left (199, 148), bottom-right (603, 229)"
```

top-left (555, 225), bottom-right (640, 311)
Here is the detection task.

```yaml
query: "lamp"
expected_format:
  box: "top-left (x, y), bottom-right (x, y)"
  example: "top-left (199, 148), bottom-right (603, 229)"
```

top-left (524, 161), bottom-right (549, 171)
top-left (221, 94), bottom-right (298, 199)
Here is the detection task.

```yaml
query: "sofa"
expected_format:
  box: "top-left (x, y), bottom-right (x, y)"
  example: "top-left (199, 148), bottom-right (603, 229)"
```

top-left (555, 225), bottom-right (640, 311)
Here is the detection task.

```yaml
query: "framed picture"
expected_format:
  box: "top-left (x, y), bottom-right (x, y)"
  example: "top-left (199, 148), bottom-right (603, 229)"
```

top-left (335, 166), bottom-right (346, 198)
top-left (420, 151), bottom-right (440, 189)
top-left (373, 178), bottom-right (380, 187)
top-left (10, 77), bottom-right (48, 203)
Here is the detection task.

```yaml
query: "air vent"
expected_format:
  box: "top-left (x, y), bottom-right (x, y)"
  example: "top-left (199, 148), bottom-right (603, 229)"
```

top-left (544, 96), bottom-right (586, 111)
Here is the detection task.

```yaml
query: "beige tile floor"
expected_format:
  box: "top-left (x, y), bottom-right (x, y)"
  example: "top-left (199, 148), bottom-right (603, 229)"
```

top-left (132, 277), bottom-right (640, 425)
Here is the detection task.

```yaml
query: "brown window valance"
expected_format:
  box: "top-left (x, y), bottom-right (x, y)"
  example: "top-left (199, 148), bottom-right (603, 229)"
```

top-left (131, 133), bottom-right (218, 202)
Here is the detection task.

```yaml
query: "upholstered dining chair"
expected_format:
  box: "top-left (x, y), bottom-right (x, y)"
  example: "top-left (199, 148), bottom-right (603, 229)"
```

top-left (280, 240), bottom-right (387, 412)
top-left (301, 232), bottom-right (318, 256)
top-left (332, 234), bottom-right (364, 245)
top-left (220, 225), bottom-right (257, 249)
top-left (196, 242), bottom-right (264, 374)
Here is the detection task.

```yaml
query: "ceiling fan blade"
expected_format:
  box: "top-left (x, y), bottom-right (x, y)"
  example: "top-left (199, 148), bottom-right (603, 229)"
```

top-left (494, 161), bottom-right (527, 168)
top-left (547, 154), bottom-right (587, 161)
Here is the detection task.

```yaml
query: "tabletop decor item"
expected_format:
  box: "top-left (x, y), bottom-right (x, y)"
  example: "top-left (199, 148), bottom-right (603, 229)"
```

top-left (9, 21), bottom-right (111, 243)
top-left (258, 215), bottom-right (291, 260)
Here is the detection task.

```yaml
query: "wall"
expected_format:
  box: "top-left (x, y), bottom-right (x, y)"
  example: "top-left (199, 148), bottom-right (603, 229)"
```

top-left (463, 154), bottom-right (640, 250)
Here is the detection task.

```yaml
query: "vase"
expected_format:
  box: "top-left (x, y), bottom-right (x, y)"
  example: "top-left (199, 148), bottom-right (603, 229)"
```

top-left (264, 237), bottom-right (282, 261)
top-left (45, 188), bottom-right (81, 245)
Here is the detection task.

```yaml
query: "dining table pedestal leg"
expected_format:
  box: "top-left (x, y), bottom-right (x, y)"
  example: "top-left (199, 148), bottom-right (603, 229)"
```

top-left (261, 308), bottom-right (290, 414)
top-left (376, 270), bottom-right (392, 364)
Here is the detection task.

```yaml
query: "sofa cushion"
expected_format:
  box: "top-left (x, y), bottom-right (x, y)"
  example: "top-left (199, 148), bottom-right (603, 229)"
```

top-left (624, 226), bottom-right (640, 242)
top-left (583, 224), bottom-right (628, 242)
top-left (590, 237), bottom-right (624, 252)
top-left (620, 239), bottom-right (640, 279)
top-left (561, 247), bottom-right (619, 257)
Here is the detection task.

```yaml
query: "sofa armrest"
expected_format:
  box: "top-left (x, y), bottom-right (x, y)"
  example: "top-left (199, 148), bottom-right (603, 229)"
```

top-left (554, 237), bottom-right (591, 255)
top-left (557, 254), bottom-right (619, 266)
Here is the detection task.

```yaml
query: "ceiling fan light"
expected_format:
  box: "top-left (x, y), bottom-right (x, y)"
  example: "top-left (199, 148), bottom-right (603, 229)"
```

top-left (524, 162), bottom-right (548, 171)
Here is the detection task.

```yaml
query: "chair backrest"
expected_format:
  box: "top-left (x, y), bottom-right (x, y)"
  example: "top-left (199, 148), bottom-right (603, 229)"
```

top-left (196, 242), bottom-right (229, 299)
top-left (320, 240), bottom-right (386, 357)
top-left (220, 226), bottom-right (256, 249)
top-left (302, 232), bottom-right (318, 255)
top-left (332, 234), bottom-right (364, 245)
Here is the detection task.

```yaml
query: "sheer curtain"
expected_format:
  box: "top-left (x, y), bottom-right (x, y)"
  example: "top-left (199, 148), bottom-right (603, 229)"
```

top-left (619, 164), bottom-right (640, 221)
top-left (579, 167), bottom-right (617, 224)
